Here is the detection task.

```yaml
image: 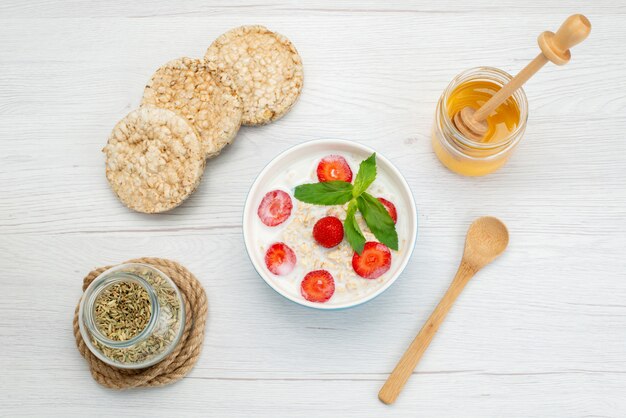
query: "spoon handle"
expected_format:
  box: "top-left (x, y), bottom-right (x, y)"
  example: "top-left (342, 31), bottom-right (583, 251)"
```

top-left (472, 14), bottom-right (591, 124)
top-left (378, 260), bottom-right (477, 405)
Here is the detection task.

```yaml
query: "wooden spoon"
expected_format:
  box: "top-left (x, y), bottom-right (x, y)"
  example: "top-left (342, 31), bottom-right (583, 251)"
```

top-left (453, 14), bottom-right (591, 141)
top-left (378, 216), bottom-right (509, 405)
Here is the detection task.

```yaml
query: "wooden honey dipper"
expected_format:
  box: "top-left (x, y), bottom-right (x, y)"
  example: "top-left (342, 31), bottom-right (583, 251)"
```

top-left (453, 14), bottom-right (591, 141)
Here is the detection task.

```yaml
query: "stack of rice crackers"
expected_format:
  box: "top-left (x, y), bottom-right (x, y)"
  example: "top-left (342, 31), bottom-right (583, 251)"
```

top-left (103, 25), bottom-right (304, 213)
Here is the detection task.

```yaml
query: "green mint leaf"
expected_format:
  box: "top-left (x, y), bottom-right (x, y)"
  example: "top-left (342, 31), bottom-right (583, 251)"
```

top-left (344, 199), bottom-right (366, 254)
top-left (294, 181), bottom-right (354, 205)
top-left (352, 153), bottom-right (377, 197)
top-left (357, 192), bottom-right (399, 250)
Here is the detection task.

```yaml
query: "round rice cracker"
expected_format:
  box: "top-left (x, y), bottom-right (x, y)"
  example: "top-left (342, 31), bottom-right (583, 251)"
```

top-left (205, 25), bottom-right (303, 126)
top-left (103, 107), bottom-right (205, 214)
top-left (142, 57), bottom-right (243, 159)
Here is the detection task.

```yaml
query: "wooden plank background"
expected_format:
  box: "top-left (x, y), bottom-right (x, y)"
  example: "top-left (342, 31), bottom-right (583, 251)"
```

top-left (1, 1), bottom-right (625, 416)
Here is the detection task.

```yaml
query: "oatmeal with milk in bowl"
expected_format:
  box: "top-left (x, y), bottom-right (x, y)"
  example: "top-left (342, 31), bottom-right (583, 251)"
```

top-left (243, 140), bottom-right (417, 309)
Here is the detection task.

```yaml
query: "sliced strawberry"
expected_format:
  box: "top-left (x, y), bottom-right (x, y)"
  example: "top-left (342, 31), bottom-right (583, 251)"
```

top-left (316, 155), bottom-right (353, 182)
top-left (352, 242), bottom-right (392, 279)
top-left (313, 216), bottom-right (344, 248)
top-left (377, 197), bottom-right (398, 224)
top-left (258, 190), bottom-right (293, 227)
top-left (265, 243), bottom-right (297, 275)
top-left (301, 270), bottom-right (335, 303)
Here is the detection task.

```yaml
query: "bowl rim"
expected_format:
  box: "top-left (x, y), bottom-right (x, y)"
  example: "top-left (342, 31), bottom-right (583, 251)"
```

top-left (242, 139), bottom-right (418, 310)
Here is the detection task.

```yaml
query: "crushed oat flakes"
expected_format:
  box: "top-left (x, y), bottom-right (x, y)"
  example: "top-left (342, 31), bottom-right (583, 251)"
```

top-left (281, 202), bottom-right (380, 294)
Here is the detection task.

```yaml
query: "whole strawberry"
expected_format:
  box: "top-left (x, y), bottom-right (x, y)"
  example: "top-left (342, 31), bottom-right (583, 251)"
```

top-left (313, 216), bottom-right (344, 248)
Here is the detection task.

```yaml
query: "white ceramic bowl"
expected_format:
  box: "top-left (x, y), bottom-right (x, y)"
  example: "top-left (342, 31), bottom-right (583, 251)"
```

top-left (243, 139), bottom-right (418, 309)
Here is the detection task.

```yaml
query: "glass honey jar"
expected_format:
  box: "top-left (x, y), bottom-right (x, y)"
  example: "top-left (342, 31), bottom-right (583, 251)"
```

top-left (432, 67), bottom-right (528, 176)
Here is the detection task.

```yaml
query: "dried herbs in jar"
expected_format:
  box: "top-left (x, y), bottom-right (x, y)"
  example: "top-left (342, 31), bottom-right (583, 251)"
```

top-left (78, 263), bottom-right (185, 369)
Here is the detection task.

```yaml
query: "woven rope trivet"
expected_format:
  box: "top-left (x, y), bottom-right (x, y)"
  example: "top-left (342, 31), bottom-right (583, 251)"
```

top-left (73, 257), bottom-right (208, 389)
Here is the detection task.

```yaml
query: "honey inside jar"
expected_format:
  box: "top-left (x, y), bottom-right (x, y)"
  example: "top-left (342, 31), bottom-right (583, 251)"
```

top-left (446, 80), bottom-right (520, 144)
top-left (432, 67), bottom-right (527, 177)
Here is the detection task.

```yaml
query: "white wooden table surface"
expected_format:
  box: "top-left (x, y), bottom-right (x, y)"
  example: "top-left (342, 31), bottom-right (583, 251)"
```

top-left (1, 1), bottom-right (625, 417)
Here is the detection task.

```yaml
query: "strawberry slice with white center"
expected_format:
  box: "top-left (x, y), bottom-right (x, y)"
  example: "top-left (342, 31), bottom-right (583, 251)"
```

top-left (352, 241), bottom-right (392, 279)
top-left (257, 190), bottom-right (293, 226)
top-left (316, 155), bottom-right (353, 182)
top-left (377, 197), bottom-right (398, 224)
top-left (300, 270), bottom-right (335, 303)
top-left (265, 242), bottom-right (297, 275)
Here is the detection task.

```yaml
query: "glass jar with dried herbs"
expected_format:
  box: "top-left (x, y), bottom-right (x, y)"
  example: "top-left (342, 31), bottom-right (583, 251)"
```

top-left (78, 263), bottom-right (186, 369)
